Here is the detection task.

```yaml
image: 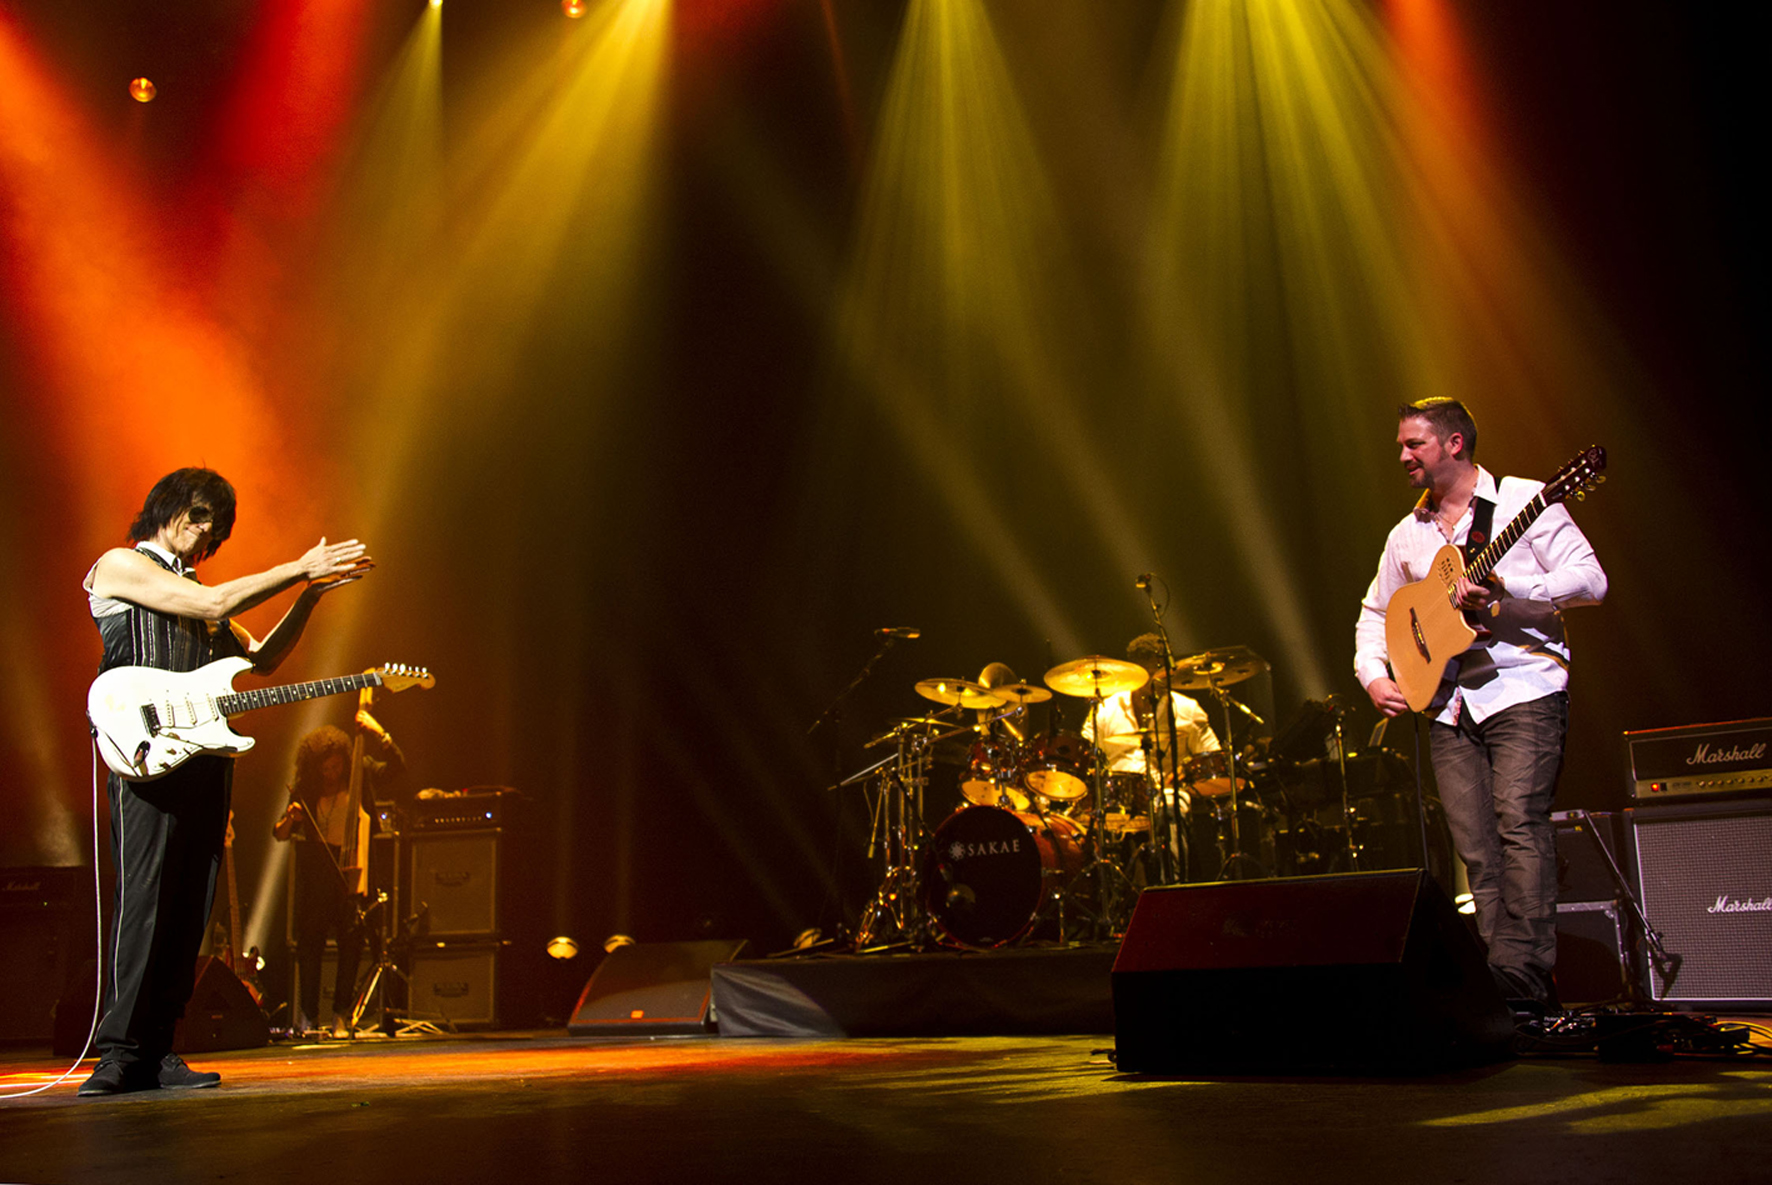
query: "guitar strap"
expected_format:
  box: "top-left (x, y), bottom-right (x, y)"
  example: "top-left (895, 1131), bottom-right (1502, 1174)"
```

top-left (1463, 497), bottom-right (1496, 564)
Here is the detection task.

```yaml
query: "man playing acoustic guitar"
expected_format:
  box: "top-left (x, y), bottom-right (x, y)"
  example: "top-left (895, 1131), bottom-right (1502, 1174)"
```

top-left (79, 468), bottom-right (370, 1095)
top-left (1354, 399), bottom-right (1607, 1009)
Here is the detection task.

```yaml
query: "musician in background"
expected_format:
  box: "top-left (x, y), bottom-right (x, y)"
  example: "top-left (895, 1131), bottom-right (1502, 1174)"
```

top-left (1082, 634), bottom-right (1220, 800)
top-left (1354, 398), bottom-right (1606, 1009)
top-left (274, 712), bottom-right (405, 1037)
top-left (80, 468), bottom-right (369, 1097)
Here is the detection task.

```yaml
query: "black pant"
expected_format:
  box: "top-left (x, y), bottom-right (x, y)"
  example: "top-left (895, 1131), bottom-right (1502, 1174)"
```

top-left (292, 842), bottom-right (372, 1024)
top-left (96, 757), bottom-right (230, 1070)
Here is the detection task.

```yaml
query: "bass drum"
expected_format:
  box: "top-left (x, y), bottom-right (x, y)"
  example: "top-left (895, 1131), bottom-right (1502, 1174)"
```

top-left (920, 806), bottom-right (1084, 949)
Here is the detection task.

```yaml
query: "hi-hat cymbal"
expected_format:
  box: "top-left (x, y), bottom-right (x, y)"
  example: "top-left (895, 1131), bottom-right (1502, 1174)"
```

top-left (915, 678), bottom-right (1005, 709)
top-left (1044, 656), bottom-right (1149, 699)
top-left (986, 682), bottom-right (1052, 705)
top-left (1162, 646), bottom-right (1270, 691)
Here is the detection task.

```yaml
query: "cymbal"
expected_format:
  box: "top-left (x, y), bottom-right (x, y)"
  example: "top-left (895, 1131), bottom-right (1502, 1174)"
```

top-left (1044, 656), bottom-right (1149, 699)
top-left (914, 678), bottom-right (1005, 709)
top-left (986, 682), bottom-right (1052, 705)
top-left (1161, 646), bottom-right (1270, 691)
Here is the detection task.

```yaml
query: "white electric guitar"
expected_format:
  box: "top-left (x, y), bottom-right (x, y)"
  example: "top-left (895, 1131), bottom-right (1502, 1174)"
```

top-left (88, 658), bottom-right (434, 781)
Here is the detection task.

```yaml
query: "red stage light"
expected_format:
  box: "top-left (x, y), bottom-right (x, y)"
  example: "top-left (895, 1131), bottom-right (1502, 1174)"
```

top-left (563, 0), bottom-right (588, 17)
top-left (128, 77), bottom-right (156, 103)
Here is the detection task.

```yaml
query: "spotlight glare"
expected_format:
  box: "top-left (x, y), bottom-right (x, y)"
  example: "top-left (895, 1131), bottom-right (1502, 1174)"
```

top-left (546, 935), bottom-right (580, 960)
top-left (603, 933), bottom-right (635, 953)
top-left (563, 0), bottom-right (588, 17)
top-left (128, 77), bottom-right (156, 103)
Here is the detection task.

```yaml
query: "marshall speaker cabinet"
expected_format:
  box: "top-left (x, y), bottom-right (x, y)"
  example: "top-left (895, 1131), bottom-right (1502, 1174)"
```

top-left (1625, 718), bottom-right (1772, 1006)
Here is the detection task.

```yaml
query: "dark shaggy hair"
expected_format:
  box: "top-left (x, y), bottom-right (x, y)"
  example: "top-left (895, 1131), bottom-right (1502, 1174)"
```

top-left (290, 725), bottom-right (353, 803)
top-left (1398, 398), bottom-right (1478, 462)
top-left (128, 468), bottom-right (237, 562)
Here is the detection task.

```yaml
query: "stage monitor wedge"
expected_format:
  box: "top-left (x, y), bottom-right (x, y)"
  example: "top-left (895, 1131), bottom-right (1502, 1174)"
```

top-left (1113, 870), bottom-right (1513, 1074)
top-left (568, 940), bottom-right (749, 1037)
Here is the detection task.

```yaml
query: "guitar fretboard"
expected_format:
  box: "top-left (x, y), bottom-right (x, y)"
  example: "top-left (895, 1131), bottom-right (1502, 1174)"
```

top-left (217, 672), bottom-right (383, 717)
top-left (1464, 493), bottom-right (1549, 587)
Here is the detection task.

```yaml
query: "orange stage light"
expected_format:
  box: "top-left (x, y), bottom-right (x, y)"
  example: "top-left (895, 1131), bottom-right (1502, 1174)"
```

top-left (563, 0), bottom-right (588, 17)
top-left (128, 76), bottom-right (156, 103)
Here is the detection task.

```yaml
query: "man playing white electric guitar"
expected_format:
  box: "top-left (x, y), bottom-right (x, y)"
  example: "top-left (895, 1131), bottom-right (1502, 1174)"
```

top-left (78, 468), bottom-right (371, 1097)
top-left (1354, 399), bottom-right (1607, 1010)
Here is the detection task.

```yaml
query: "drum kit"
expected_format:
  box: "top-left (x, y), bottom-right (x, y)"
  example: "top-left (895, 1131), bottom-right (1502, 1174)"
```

top-left (846, 646), bottom-right (1279, 951)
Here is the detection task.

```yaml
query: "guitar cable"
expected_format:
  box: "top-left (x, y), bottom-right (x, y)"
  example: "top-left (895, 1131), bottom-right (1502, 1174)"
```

top-left (0, 741), bottom-right (105, 1100)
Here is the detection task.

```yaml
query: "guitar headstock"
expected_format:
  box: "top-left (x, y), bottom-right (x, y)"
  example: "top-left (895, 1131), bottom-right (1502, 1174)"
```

top-left (1545, 445), bottom-right (1607, 505)
top-left (376, 663), bottom-right (436, 693)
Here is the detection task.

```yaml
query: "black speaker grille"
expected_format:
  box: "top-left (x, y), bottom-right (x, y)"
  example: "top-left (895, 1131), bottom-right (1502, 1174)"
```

top-left (1635, 805), bottom-right (1772, 1002)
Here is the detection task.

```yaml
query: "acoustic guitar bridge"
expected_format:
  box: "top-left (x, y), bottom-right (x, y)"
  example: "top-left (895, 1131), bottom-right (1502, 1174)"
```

top-left (1409, 608), bottom-right (1430, 660)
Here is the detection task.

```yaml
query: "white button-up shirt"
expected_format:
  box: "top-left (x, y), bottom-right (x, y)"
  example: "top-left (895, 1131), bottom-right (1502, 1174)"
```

top-left (1354, 466), bottom-right (1607, 725)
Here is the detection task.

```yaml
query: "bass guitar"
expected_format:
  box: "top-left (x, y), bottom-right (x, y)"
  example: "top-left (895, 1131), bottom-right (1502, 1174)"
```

top-left (88, 658), bottom-right (434, 781)
top-left (1385, 445), bottom-right (1606, 713)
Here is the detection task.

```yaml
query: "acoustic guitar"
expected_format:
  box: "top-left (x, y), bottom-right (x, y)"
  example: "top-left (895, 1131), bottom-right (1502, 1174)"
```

top-left (1384, 446), bottom-right (1606, 712)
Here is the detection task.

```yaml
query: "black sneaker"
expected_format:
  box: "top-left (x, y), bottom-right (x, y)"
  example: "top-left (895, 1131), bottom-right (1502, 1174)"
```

top-left (78, 1059), bottom-right (155, 1097)
top-left (158, 1053), bottom-right (221, 1090)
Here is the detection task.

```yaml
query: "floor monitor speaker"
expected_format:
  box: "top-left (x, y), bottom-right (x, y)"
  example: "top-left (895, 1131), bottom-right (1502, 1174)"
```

top-left (568, 940), bottom-right (749, 1036)
top-left (1113, 870), bottom-right (1513, 1074)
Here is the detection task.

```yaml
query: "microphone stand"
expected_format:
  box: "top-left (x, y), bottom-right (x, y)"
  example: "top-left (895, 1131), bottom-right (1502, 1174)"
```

top-left (810, 631), bottom-right (910, 944)
top-left (1137, 576), bottom-right (1185, 884)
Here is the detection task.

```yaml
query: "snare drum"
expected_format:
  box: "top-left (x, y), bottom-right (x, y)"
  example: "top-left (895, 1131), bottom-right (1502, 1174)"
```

top-left (920, 806), bottom-right (1084, 948)
top-left (1020, 732), bottom-right (1096, 802)
top-left (1184, 750), bottom-right (1251, 799)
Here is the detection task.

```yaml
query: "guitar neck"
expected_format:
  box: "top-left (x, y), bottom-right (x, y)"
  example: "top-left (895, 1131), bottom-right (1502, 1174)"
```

top-left (1464, 492), bottom-right (1551, 586)
top-left (217, 672), bottom-right (383, 718)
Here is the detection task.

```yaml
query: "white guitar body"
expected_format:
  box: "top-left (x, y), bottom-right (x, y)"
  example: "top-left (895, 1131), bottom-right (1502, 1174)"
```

top-left (88, 657), bottom-right (259, 781)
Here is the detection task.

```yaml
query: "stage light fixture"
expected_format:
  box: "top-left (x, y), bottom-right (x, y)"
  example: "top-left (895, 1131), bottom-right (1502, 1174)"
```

top-left (546, 936), bottom-right (581, 960)
top-left (603, 933), bottom-right (636, 953)
top-left (563, 0), bottom-right (588, 17)
top-left (128, 77), bottom-right (156, 103)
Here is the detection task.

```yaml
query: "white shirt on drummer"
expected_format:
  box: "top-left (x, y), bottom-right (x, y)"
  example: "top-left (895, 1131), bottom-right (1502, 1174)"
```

top-left (1354, 466), bottom-right (1607, 726)
top-left (1082, 690), bottom-right (1219, 775)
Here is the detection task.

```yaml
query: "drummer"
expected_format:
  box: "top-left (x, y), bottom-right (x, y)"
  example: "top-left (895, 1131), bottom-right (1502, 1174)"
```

top-left (1081, 634), bottom-right (1221, 811)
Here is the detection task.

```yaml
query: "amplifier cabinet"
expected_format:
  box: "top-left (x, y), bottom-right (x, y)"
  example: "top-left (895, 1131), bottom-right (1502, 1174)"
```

top-left (407, 942), bottom-right (500, 1028)
top-left (408, 830), bottom-right (500, 938)
top-left (1630, 797), bottom-right (1772, 1005)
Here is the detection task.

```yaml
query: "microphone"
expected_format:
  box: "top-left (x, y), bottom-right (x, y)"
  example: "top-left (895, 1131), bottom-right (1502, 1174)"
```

top-left (876, 627), bottom-right (921, 640)
top-left (1135, 573), bottom-right (1156, 591)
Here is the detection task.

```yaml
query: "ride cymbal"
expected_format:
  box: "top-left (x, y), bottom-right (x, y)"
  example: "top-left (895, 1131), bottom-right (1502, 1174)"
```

top-left (1043, 656), bottom-right (1149, 699)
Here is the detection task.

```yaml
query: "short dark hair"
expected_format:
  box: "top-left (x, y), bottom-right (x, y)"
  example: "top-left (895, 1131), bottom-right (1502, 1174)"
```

top-left (1127, 634), bottom-right (1167, 667)
top-left (128, 468), bottom-right (236, 561)
top-left (1398, 398), bottom-right (1477, 461)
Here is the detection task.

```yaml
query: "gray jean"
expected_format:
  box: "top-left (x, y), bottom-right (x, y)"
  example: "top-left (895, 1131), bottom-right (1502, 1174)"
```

top-left (1430, 692), bottom-right (1568, 983)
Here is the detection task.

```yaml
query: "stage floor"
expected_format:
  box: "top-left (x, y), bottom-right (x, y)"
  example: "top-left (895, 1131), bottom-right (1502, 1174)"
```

top-left (4, 1029), bottom-right (1772, 1184)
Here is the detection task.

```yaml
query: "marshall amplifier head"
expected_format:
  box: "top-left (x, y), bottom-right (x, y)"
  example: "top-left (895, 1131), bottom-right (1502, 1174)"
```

top-left (1625, 717), bottom-right (1772, 801)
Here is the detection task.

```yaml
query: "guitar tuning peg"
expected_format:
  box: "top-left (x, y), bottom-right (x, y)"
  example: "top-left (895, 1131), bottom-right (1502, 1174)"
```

top-left (1574, 491), bottom-right (1586, 501)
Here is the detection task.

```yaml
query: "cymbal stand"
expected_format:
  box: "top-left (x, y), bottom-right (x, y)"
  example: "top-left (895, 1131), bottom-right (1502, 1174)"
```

top-left (852, 729), bottom-right (935, 950)
top-left (1202, 673), bottom-right (1269, 880)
